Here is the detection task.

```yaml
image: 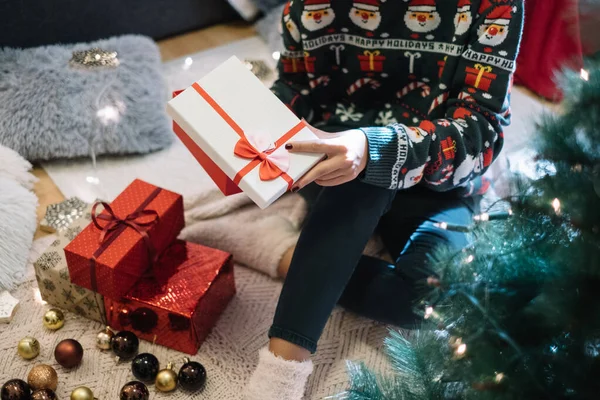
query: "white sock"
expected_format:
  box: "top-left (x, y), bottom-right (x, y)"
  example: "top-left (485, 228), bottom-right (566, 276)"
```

top-left (244, 347), bottom-right (313, 400)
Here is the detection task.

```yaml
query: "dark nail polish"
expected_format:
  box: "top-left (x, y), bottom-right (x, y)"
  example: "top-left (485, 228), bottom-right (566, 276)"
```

top-left (285, 144), bottom-right (293, 150)
top-left (291, 186), bottom-right (299, 193)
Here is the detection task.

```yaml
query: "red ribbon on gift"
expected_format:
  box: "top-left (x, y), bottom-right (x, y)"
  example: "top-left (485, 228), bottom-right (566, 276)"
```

top-left (88, 187), bottom-right (161, 291)
top-left (192, 82), bottom-right (306, 190)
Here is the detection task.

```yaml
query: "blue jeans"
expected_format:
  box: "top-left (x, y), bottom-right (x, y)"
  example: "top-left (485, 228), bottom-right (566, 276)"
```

top-left (268, 180), bottom-right (479, 353)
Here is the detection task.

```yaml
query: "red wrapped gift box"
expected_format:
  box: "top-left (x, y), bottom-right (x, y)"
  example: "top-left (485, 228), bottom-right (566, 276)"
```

top-left (281, 57), bottom-right (306, 74)
top-left (104, 240), bottom-right (235, 354)
top-left (358, 50), bottom-right (385, 72)
top-left (465, 64), bottom-right (497, 92)
top-left (172, 90), bottom-right (242, 196)
top-left (65, 179), bottom-right (184, 299)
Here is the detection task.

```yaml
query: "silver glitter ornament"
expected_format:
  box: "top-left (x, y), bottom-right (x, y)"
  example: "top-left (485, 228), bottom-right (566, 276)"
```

top-left (70, 48), bottom-right (119, 69)
top-left (243, 59), bottom-right (273, 81)
top-left (39, 197), bottom-right (87, 234)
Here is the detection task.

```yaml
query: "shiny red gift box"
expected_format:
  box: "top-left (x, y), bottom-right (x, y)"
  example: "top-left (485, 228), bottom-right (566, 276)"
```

top-left (64, 179), bottom-right (184, 299)
top-left (104, 240), bottom-right (235, 354)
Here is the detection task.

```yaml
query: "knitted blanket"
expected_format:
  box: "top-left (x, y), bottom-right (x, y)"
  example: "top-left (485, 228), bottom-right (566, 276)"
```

top-left (0, 190), bottom-right (392, 400)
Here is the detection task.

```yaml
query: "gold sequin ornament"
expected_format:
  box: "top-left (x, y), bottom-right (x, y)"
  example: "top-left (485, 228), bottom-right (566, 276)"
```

top-left (155, 362), bottom-right (178, 392)
top-left (43, 308), bottom-right (65, 330)
top-left (70, 386), bottom-right (96, 400)
top-left (27, 364), bottom-right (58, 391)
top-left (96, 326), bottom-right (114, 350)
top-left (69, 48), bottom-right (119, 69)
top-left (18, 336), bottom-right (40, 360)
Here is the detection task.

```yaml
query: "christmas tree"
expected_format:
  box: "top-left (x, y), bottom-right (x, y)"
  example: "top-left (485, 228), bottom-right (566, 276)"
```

top-left (346, 60), bottom-right (600, 400)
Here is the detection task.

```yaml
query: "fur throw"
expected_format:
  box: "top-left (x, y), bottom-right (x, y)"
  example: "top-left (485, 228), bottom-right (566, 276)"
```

top-left (0, 145), bottom-right (37, 290)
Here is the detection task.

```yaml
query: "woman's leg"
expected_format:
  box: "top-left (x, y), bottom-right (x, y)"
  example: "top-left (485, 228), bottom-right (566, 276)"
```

top-left (269, 179), bottom-right (396, 358)
top-left (338, 189), bottom-right (480, 326)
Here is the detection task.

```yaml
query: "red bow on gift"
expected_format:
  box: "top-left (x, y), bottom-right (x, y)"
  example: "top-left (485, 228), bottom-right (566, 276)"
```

top-left (233, 133), bottom-right (291, 182)
top-left (91, 202), bottom-right (159, 261)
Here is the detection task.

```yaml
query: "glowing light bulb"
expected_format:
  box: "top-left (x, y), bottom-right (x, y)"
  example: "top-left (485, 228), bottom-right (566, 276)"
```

top-left (581, 69), bottom-right (589, 81)
top-left (183, 57), bottom-right (193, 70)
top-left (272, 51), bottom-right (281, 60)
top-left (508, 209), bottom-right (513, 215)
top-left (456, 343), bottom-right (467, 355)
top-left (438, 222), bottom-right (448, 230)
top-left (424, 306), bottom-right (434, 319)
top-left (495, 372), bottom-right (505, 383)
top-left (552, 198), bottom-right (561, 214)
top-left (465, 254), bottom-right (475, 263)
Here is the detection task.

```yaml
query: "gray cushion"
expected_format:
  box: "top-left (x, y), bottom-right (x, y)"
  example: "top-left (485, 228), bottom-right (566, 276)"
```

top-left (0, 35), bottom-right (172, 161)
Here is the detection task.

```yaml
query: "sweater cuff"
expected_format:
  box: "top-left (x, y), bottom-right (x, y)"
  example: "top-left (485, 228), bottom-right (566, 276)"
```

top-left (360, 125), bottom-right (409, 189)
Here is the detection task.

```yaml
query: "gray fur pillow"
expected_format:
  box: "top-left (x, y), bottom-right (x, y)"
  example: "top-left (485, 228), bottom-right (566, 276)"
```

top-left (0, 35), bottom-right (172, 161)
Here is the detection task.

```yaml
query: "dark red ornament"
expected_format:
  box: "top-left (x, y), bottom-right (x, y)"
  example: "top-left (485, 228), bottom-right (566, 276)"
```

top-left (178, 359), bottom-right (207, 392)
top-left (112, 331), bottom-right (139, 360)
top-left (119, 381), bottom-right (149, 400)
top-left (31, 389), bottom-right (57, 400)
top-left (1, 379), bottom-right (31, 400)
top-left (54, 339), bottom-right (84, 368)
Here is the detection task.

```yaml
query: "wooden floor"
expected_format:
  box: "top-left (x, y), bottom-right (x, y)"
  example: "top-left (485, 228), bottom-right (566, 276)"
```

top-left (32, 22), bottom-right (255, 239)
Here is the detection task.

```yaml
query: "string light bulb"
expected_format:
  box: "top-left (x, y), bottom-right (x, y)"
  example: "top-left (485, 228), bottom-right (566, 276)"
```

top-left (424, 306), bottom-right (434, 319)
top-left (455, 343), bottom-right (467, 357)
top-left (495, 372), bottom-right (505, 383)
top-left (581, 68), bottom-right (590, 81)
top-left (465, 254), bottom-right (475, 263)
top-left (552, 198), bottom-right (561, 214)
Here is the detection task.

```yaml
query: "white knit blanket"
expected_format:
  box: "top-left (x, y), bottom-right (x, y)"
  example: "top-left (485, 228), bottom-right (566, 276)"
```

top-left (0, 192), bottom-right (391, 399)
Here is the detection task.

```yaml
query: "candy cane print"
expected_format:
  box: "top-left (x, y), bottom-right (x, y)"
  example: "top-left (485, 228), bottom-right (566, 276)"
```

top-left (404, 51), bottom-right (422, 75)
top-left (309, 76), bottom-right (330, 89)
top-left (429, 92), bottom-right (450, 113)
top-left (397, 81), bottom-right (431, 99)
top-left (458, 91), bottom-right (475, 102)
top-left (347, 78), bottom-right (380, 96)
top-left (330, 44), bottom-right (345, 65)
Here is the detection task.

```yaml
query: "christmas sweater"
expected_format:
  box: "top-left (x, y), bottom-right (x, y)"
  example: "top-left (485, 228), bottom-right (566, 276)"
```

top-left (271, 0), bottom-right (524, 195)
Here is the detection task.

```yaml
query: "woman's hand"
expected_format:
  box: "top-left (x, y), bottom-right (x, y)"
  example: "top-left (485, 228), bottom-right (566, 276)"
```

top-left (286, 123), bottom-right (368, 191)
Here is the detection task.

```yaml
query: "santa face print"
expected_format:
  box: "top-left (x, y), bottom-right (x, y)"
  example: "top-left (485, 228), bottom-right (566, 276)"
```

top-left (454, 10), bottom-right (472, 36)
top-left (404, 10), bottom-right (441, 33)
top-left (285, 18), bottom-right (301, 42)
top-left (406, 127), bottom-right (429, 144)
top-left (399, 164), bottom-right (426, 189)
top-left (301, 6), bottom-right (335, 31)
top-left (477, 23), bottom-right (509, 47)
top-left (349, 7), bottom-right (382, 31)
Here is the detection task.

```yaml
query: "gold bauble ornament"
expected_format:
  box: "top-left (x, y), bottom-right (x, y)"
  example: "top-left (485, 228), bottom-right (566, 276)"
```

top-left (27, 364), bottom-right (58, 391)
top-left (18, 336), bottom-right (40, 359)
top-left (43, 308), bottom-right (65, 330)
top-left (70, 386), bottom-right (95, 400)
top-left (155, 362), bottom-right (178, 392)
top-left (96, 327), bottom-right (114, 350)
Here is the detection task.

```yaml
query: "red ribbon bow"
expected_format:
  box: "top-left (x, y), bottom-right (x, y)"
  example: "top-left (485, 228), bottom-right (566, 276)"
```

top-left (91, 202), bottom-right (159, 264)
top-left (233, 137), bottom-right (288, 182)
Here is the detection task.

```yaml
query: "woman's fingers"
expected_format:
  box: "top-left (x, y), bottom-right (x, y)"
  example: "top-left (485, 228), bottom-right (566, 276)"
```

top-left (293, 157), bottom-right (342, 190)
top-left (315, 174), bottom-right (353, 187)
top-left (286, 140), bottom-right (344, 155)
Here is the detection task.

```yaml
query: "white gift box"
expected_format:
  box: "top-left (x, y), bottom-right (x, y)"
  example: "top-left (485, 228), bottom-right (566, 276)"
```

top-left (167, 56), bottom-right (322, 209)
